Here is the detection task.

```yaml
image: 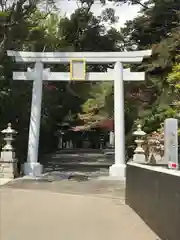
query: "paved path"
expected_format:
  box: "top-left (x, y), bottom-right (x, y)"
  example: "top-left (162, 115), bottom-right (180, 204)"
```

top-left (2, 177), bottom-right (125, 200)
top-left (0, 178), bottom-right (160, 240)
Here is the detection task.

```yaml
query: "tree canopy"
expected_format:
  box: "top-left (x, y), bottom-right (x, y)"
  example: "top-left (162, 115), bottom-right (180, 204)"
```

top-left (0, 0), bottom-right (179, 160)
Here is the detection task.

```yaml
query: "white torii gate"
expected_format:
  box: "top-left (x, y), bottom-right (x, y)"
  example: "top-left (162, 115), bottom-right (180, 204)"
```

top-left (7, 50), bottom-right (151, 179)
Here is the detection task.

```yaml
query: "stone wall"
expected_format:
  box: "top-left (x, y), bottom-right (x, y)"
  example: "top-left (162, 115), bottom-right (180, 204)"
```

top-left (126, 162), bottom-right (180, 240)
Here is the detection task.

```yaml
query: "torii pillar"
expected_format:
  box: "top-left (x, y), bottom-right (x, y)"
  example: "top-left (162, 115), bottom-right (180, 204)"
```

top-left (24, 62), bottom-right (44, 176)
top-left (109, 61), bottom-right (125, 179)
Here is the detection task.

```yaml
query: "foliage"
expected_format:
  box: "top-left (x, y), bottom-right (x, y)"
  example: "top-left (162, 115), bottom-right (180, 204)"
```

top-left (121, 1), bottom-right (180, 135)
top-left (80, 0), bottom-right (180, 140)
top-left (0, 0), bottom-right (179, 161)
top-left (167, 56), bottom-right (180, 134)
top-left (0, 2), bottom-right (124, 160)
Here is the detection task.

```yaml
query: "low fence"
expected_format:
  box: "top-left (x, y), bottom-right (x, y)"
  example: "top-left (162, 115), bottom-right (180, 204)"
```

top-left (126, 162), bottom-right (180, 240)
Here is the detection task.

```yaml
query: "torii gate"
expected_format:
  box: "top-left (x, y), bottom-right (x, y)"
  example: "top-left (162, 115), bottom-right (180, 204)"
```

top-left (7, 50), bottom-right (151, 179)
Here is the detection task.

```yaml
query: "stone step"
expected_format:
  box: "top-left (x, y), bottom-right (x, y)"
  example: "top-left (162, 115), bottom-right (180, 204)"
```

top-left (44, 162), bottom-right (112, 170)
top-left (42, 152), bottom-right (114, 167)
top-left (41, 150), bottom-right (114, 176)
top-left (54, 148), bottom-right (105, 154)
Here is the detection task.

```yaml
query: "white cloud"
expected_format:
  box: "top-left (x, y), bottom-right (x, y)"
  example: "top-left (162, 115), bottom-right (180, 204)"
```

top-left (58, 1), bottom-right (141, 27)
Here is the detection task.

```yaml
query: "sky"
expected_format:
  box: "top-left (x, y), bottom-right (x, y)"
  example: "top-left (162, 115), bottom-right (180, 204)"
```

top-left (57, 0), bottom-right (141, 28)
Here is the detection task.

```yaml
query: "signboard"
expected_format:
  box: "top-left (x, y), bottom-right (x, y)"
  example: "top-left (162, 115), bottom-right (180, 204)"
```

top-left (70, 59), bottom-right (86, 80)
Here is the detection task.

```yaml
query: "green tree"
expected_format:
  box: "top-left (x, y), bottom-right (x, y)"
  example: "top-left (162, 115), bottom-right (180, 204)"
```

top-left (120, 1), bottom-right (180, 134)
top-left (0, 4), bottom-right (124, 160)
top-left (168, 56), bottom-right (180, 122)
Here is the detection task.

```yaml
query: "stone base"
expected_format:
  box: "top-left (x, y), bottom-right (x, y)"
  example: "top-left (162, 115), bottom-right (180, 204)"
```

top-left (133, 153), bottom-right (146, 164)
top-left (0, 178), bottom-right (12, 185)
top-left (24, 162), bottom-right (43, 177)
top-left (109, 164), bottom-right (126, 180)
top-left (0, 161), bottom-right (18, 179)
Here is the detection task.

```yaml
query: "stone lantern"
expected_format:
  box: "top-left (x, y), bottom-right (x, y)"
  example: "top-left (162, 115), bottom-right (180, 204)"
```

top-left (147, 132), bottom-right (163, 164)
top-left (132, 124), bottom-right (147, 163)
top-left (0, 123), bottom-right (18, 179)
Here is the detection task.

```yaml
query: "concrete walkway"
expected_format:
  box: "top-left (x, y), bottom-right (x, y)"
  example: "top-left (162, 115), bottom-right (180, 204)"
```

top-left (0, 187), bottom-right (160, 240)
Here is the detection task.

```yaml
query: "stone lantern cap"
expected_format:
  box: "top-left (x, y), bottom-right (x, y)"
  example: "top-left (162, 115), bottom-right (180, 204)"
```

top-left (133, 124), bottom-right (146, 136)
top-left (1, 123), bottom-right (17, 134)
